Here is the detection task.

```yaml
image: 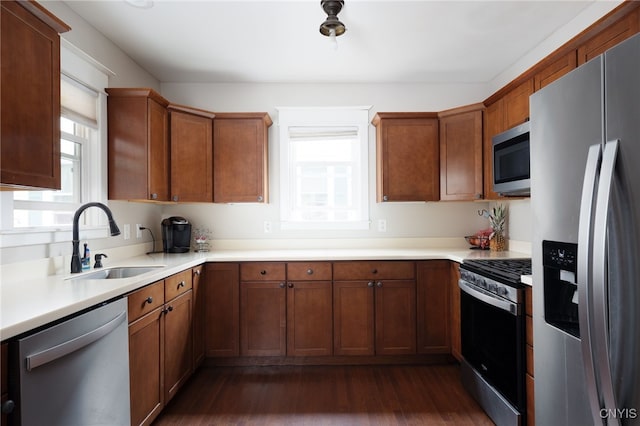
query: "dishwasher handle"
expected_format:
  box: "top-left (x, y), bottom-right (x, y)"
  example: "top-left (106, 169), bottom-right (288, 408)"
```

top-left (25, 309), bottom-right (127, 371)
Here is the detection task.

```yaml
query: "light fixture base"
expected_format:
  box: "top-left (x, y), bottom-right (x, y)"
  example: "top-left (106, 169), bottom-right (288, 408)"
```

top-left (319, 0), bottom-right (346, 37)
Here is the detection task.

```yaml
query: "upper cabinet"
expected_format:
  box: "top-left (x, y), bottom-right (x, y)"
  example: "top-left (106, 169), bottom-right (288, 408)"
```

top-left (438, 104), bottom-right (484, 201)
top-left (534, 51), bottom-right (577, 91)
top-left (372, 113), bottom-right (440, 202)
top-left (107, 88), bottom-right (170, 202)
top-left (1, 1), bottom-right (70, 189)
top-left (213, 113), bottom-right (272, 203)
top-left (577, 8), bottom-right (639, 66)
top-left (168, 104), bottom-right (215, 203)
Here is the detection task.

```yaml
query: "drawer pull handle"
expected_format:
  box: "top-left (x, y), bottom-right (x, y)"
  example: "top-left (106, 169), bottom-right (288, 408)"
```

top-left (194, 269), bottom-right (201, 276)
top-left (178, 281), bottom-right (185, 288)
top-left (260, 270), bottom-right (267, 275)
top-left (372, 269), bottom-right (378, 274)
top-left (306, 268), bottom-right (314, 275)
top-left (145, 297), bottom-right (153, 305)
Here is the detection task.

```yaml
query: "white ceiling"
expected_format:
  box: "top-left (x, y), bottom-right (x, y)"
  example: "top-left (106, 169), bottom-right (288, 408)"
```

top-left (63, 0), bottom-right (609, 84)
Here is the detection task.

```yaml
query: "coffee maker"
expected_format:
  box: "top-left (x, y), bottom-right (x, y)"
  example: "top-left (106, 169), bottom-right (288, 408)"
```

top-left (161, 216), bottom-right (191, 253)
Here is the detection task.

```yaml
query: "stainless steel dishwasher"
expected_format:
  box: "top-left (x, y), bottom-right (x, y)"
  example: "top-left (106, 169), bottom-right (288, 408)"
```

top-left (10, 297), bottom-right (130, 425)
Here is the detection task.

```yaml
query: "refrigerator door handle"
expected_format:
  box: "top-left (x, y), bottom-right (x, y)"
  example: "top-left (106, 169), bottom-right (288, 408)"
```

top-left (578, 142), bottom-right (605, 425)
top-left (593, 139), bottom-right (621, 426)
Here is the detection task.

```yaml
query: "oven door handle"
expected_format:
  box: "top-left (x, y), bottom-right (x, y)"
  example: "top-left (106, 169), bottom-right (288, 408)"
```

top-left (459, 279), bottom-right (518, 315)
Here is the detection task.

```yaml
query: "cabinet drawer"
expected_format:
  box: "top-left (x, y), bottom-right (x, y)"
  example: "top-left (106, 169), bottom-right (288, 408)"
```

top-left (287, 262), bottom-right (332, 281)
top-left (333, 261), bottom-right (415, 280)
top-left (165, 269), bottom-right (192, 301)
top-left (241, 262), bottom-right (286, 281)
top-left (128, 280), bottom-right (165, 323)
top-left (526, 314), bottom-right (533, 347)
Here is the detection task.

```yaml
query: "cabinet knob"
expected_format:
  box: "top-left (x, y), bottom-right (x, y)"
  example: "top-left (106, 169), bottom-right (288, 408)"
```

top-left (371, 269), bottom-right (378, 274)
top-left (367, 281), bottom-right (374, 288)
top-left (279, 282), bottom-right (286, 288)
top-left (172, 195), bottom-right (179, 202)
top-left (306, 268), bottom-right (314, 275)
top-left (194, 269), bottom-right (201, 276)
top-left (376, 281), bottom-right (383, 288)
top-left (150, 193), bottom-right (158, 200)
top-left (178, 281), bottom-right (185, 288)
top-left (145, 296), bottom-right (153, 305)
top-left (257, 195), bottom-right (264, 202)
top-left (2, 399), bottom-right (15, 414)
top-left (382, 195), bottom-right (388, 202)
top-left (288, 282), bottom-right (294, 288)
top-left (475, 193), bottom-right (482, 200)
top-left (164, 306), bottom-right (174, 314)
top-left (260, 270), bottom-right (267, 275)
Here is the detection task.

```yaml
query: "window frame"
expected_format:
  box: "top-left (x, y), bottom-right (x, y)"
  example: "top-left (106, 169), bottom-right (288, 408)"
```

top-left (277, 106), bottom-right (371, 231)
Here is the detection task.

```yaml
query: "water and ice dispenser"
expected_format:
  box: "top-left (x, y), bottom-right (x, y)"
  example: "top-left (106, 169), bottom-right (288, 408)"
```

top-left (543, 240), bottom-right (580, 338)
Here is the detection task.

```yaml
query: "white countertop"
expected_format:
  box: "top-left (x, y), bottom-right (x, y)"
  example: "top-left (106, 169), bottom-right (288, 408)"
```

top-left (0, 247), bottom-right (530, 341)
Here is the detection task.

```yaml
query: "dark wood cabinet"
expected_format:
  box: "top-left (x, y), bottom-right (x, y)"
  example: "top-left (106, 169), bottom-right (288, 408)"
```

top-left (534, 51), bottom-right (577, 91)
top-left (128, 269), bottom-right (193, 426)
top-left (168, 105), bottom-right (214, 203)
top-left (577, 8), bottom-right (639, 65)
top-left (107, 88), bottom-right (170, 201)
top-left (191, 266), bottom-right (205, 367)
top-left (1, 1), bottom-right (69, 189)
top-left (449, 262), bottom-right (462, 362)
top-left (1, 342), bottom-right (9, 426)
top-left (416, 261), bottom-right (451, 354)
top-left (286, 263), bottom-right (333, 357)
top-left (333, 261), bottom-right (416, 356)
top-left (128, 281), bottom-right (165, 426)
top-left (239, 262), bottom-right (286, 356)
top-left (372, 113), bottom-right (440, 202)
top-left (438, 104), bottom-right (484, 201)
top-left (502, 80), bottom-right (533, 129)
top-left (204, 263), bottom-right (240, 357)
top-left (213, 113), bottom-right (272, 203)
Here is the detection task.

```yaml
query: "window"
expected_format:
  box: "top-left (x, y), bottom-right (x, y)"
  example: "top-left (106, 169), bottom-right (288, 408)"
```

top-left (278, 107), bottom-right (370, 230)
top-left (11, 77), bottom-right (100, 229)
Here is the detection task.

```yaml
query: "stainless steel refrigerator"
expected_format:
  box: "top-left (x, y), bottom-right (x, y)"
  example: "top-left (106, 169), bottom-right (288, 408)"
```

top-left (530, 33), bottom-right (640, 425)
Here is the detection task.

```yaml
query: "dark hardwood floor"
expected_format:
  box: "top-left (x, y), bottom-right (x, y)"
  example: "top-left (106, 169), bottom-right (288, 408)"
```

top-left (154, 364), bottom-right (494, 425)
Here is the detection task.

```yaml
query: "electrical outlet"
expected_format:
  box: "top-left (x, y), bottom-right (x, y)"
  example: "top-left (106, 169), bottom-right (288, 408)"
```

top-left (136, 224), bottom-right (143, 239)
top-left (264, 221), bottom-right (272, 233)
top-left (124, 224), bottom-right (131, 240)
top-left (378, 219), bottom-right (387, 232)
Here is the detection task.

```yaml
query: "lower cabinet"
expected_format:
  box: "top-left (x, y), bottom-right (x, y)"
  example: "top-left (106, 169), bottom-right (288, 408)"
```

top-left (128, 269), bottom-right (193, 426)
top-left (204, 263), bottom-right (240, 357)
top-left (416, 261), bottom-right (451, 354)
top-left (2, 342), bottom-right (9, 426)
top-left (240, 280), bottom-right (287, 356)
top-left (191, 265), bottom-right (205, 367)
top-left (449, 261), bottom-right (462, 361)
top-left (333, 261), bottom-right (417, 356)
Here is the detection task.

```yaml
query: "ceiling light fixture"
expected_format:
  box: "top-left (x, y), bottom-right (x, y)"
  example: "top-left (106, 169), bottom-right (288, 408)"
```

top-left (124, 0), bottom-right (154, 9)
top-left (319, 0), bottom-right (346, 49)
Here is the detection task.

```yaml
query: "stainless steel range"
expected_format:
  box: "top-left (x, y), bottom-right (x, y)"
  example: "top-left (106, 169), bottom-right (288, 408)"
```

top-left (458, 258), bottom-right (531, 426)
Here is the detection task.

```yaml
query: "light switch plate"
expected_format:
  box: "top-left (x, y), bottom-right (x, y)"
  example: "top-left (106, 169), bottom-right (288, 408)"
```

top-left (123, 224), bottom-right (131, 240)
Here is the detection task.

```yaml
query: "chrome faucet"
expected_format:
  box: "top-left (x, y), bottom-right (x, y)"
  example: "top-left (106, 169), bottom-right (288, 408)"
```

top-left (71, 202), bottom-right (121, 273)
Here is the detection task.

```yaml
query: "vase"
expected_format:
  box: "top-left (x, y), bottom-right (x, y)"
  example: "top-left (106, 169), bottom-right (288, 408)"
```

top-left (490, 231), bottom-right (506, 251)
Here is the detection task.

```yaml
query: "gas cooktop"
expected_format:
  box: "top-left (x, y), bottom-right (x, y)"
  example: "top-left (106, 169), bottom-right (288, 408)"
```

top-left (461, 258), bottom-right (531, 285)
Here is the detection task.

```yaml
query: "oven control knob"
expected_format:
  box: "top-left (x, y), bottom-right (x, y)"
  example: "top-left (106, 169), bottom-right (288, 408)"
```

top-left (479, 278), bottom-right (487, 289)
top-left (488, 282), bottom-right (497, 293)
top-left (497, 286), bottom-right (509, 297)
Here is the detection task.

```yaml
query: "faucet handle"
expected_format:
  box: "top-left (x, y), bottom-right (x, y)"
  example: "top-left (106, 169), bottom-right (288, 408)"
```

top-left (94, 253), bottom-right (107, 269)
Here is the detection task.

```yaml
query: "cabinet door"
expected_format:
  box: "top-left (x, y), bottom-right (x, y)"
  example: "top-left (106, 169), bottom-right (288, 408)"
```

top-left (1, 1), bottom-right (68, 189)
top-left (373, 114), bottom-right (440, 202)
top-left (374, 280), bottom-right (416, 355)
top-left (240, 281), bottom-right (286, 356)
top-left (107, 88), bottom-right (170, 201)
top-left (577, 9), bottom-right (639, 65)
top-left (204, 263), bottom-right (240, 357)
top-left (164, 290), bottom-right (193, 403)
top-left (1, 342), bottom-right (8, 426)
top-left (129, 307), bottom-right (165, 426)
top-left (213, 113), bottom-right (271, 203)
top-left (333, 281), bottom-right (375, 356)
top-left (191, 266), bottom-right (205, 367)
top-left (503, 79), bottom-right (533, 129)
top-left (483, 100), bottom-right (504, 200)
top-left (416, 261), bottom-right (450, 354)
top-left (169, 107), bottom-right (214, 202)
top-left (439, 108), bottom-right (483, 201)
top-left (287, 281), bottom-right (333, 356)
top-left (449, 262), bottom-right (462, 362)
top-left (534, 51), bottom-right (577, 91)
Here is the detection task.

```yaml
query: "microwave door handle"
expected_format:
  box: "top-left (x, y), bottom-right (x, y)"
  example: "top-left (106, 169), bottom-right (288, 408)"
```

top-left (593, 139), bottom-right (621, 425)
top-left (577, 142), bottom-right (604, 424)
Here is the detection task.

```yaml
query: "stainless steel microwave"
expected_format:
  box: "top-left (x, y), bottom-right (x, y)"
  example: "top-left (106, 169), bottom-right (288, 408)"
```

top-left (492, 121), bottom-right (530, 196)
